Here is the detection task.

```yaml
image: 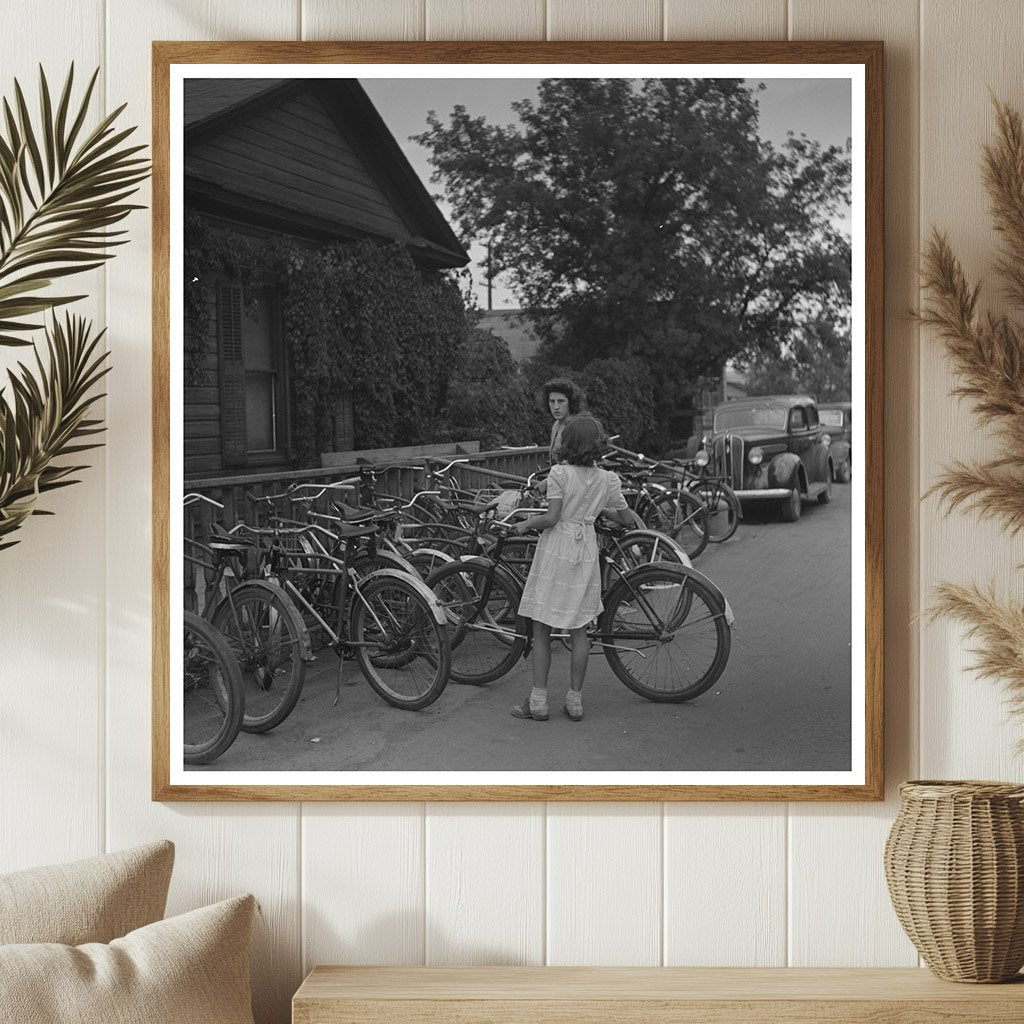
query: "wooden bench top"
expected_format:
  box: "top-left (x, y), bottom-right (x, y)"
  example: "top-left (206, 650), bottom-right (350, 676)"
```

top-left (293, 966), bottom-right (1024, 1023)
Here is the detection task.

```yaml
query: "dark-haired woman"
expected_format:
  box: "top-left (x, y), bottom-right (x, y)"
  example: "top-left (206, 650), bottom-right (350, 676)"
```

top-left (509, 414), bottom-right (635, 723)
top-left (540, 377), bottom-right (583, 463)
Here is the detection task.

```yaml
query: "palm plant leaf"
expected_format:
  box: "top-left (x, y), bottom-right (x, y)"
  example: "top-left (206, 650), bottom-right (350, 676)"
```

top-left (0, 313), bottom-right (109, 548)
top-left (0, 64), bottom-right (148, 347)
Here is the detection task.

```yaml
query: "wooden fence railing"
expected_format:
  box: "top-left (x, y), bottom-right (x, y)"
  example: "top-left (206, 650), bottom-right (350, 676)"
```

top-left (182, 445), bottom-right (550, 608)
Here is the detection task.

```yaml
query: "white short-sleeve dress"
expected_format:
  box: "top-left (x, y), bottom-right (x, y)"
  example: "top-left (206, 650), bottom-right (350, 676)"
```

top-left (518, 463), bottom-right (628, 629)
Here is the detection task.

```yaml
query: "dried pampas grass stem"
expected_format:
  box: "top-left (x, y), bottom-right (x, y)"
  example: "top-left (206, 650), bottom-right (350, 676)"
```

top-left (922, 98), bottom-right (1024, 735)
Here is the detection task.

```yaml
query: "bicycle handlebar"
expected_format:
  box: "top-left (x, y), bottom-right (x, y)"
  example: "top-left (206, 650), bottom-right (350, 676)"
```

top-left (425, 457), bottom-right (470, 475)
top-left (183, 492), bottom-right (224, 509)
top-left (287, 480), bottom-right (358, 501)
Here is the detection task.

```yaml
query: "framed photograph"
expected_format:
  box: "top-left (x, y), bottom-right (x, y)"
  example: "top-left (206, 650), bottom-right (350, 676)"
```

top-left (153, 41), bottom-right (883, 801)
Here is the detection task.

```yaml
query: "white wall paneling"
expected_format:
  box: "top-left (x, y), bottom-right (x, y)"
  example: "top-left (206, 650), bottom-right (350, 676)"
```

top-left (547, 803), bottom-right (661, 964)
top-left (303, 804), bottom-right (426, 970)
top-left (0, 0), bottom-right (106, 875)
top-left (425, 803), bottom-right (545, 964)
top-left (918, 0), bottom-right (1024, 780)
top-left (302, 0), bottom-right (425, 40)
top-left (2, 3), bottom-right (1021, 1023)
top-left (664, 804), bottom-right (787, 966)
top-left (787, 0), bottom-right (922, 968)
top-left (426, 0), bottom-right (545, 41)
top-left (664, 0), bottom-right (786, 40)
top-left (547, 0), bottom-right (663, 41)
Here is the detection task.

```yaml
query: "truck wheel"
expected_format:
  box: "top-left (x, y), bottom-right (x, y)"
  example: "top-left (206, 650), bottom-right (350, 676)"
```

top-left (818, 475), bottom-right (832, 505)
top-left (780, 488), bottom-right (801, 522)
top-left (837, 459), bottom-right (852, 484)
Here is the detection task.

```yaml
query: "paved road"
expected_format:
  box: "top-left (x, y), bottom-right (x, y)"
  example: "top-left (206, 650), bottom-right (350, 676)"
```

top-left (197, 482), bottom-right (853, 774)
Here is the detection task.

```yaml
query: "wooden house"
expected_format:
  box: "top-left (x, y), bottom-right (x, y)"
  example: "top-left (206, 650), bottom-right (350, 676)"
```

top-left (183, 78), bottom-right (469, 477)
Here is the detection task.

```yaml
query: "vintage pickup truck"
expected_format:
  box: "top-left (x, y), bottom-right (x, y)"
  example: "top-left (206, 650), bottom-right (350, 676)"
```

top-left (708, 395), bottom-right (834, 522)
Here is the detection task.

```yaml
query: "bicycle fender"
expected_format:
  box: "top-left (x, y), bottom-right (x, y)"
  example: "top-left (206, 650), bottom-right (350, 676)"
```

top-left (453, 555), bottom-right (523, 592)
top-left (359, 567), bottom-right (448, 626)
top-left (645, 561), bottom-right (736, 628)
top-left (217, 579), bottom-right (315, 662)
top-left (373, 548), bottom-right (421, 578)
top-left (620, 529), bottom-right (693, 568)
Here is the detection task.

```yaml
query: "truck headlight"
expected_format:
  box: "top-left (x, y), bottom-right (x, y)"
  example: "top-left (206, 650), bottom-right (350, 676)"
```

top-left (748, 447), bottom-right (764, 466)
top-left (695, 449), bottom-right (710, 467)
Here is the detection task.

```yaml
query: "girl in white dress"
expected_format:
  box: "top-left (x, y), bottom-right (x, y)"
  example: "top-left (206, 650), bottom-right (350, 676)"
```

top-left (510, 415), bottom-right (636, 722)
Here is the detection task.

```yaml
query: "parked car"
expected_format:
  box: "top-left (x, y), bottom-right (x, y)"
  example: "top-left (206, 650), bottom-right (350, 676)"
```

top-left (818, 401), bottom-right (852, 484)
top-left (708, 395), bottom-right (833, 522)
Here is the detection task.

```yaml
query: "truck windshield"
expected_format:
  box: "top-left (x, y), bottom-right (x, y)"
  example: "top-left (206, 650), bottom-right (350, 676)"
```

top-left (714, 405), bottom-right (788, 432)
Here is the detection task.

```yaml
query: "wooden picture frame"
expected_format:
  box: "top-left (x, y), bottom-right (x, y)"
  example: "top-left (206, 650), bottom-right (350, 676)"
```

top-left (153, 41), bottom-right (883, 801)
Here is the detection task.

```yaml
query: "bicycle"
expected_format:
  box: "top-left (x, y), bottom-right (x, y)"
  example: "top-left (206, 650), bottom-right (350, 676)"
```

top-left (184, 493), bottom-right (311, 734)
top-left (426, 516), bottom-right (733, 699)
top-left (233, 499), bottom-right (453, 711)
top-left (182, 610), bottom-right (245, 765)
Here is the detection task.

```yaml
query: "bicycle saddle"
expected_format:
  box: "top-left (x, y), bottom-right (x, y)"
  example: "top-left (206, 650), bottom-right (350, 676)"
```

top-left (331, 501), bottom-right (397, 525)
top-left (207, 523), bottom-right (252, 551)
top-left (333, 521), bottom-right (378, 539)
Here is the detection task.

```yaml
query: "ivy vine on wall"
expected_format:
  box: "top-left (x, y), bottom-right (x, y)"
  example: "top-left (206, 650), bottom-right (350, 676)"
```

top-left (183, 215), bottom-right (470, 465)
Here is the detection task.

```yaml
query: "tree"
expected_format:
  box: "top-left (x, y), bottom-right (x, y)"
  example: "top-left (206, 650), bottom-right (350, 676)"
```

top-left (415, 78), bottom-right (851, 446)
top-left (740, 316), bottom-right (851, 401)
top-left (440, 327), bottom-right (533, 448)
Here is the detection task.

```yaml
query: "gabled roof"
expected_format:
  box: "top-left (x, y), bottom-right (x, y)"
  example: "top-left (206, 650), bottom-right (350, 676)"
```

top-left (183, 78), bottom-right (469, 269)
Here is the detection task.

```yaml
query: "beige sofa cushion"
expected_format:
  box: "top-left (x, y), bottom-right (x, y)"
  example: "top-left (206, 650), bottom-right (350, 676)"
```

top-left (0, 894), bottom-right (256, 1024)
top-left (0, 840), bottom-right (174, 945)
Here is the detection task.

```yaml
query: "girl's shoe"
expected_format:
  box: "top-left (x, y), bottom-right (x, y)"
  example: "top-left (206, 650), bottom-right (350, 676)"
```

top-left (511, 698), bottom-right (548, 721)
top-left (563, 692), bottom-right (583, 722)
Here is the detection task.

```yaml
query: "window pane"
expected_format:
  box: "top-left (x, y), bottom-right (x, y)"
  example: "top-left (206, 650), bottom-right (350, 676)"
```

top-left (243, 294), bottom-right (275, 371)
top-left (245, 371), bottom-right (275, 452)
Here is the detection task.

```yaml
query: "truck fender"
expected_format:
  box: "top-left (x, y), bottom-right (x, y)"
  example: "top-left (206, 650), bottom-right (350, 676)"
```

top-left (768, 452), bottom-right (802, 492)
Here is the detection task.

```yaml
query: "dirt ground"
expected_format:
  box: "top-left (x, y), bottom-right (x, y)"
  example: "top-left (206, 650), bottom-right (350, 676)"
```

top-left (194, 482), bottom-right (853, 774)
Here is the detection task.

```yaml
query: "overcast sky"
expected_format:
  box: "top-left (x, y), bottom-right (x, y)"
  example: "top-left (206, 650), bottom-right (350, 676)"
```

top-left (362, 77), bottom-right (852, 309)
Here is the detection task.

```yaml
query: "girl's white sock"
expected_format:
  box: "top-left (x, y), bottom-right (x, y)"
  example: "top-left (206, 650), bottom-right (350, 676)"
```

top-left (529, 687), bottom-right (548, 712)
top-left (565, 690), bottom-right (583, 710)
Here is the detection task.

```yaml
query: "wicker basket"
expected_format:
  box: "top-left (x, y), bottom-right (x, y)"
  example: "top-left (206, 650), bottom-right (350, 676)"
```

top-left (884, 780), bottom-right (1024, 982)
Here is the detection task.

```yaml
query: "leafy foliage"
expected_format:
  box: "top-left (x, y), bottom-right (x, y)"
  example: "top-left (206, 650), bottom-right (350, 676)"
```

top-left (415, 78), bottom-right (851, 443)
top-left (740, 316), bottom-right (851, 401)
top-left (0, 66), bottom-right (147, 550)
top-left (0, 315), bottom-right (109, 549)
top-left (577, 357), bottom-right (656, 450)
top-left (439, 327), bottom-right (533, 449)
top-left (0, 65), bottom-right (148, 347)
top-left (185, 223), bottom-right (474, 464)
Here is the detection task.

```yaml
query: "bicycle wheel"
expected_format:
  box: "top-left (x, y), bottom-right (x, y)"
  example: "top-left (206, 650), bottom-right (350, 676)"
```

top-left (645, 489), bottom-right (709, 560)
top-left (211, 582), bottom-right (307, 733)
top-left (426, 560), bottom-right (527, 685)
top-left (351, 574), bottom-right (452, 710)
top-left (600, 565), bottom-right (730, 702)
top-left (690, 481), bottom-right (741, 543)
top-left (183, 611), bottom-right (245, 765)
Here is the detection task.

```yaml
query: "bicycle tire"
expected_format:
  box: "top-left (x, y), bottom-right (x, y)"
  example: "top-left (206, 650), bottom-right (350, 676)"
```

top-left (183, 611), bottom-right (245, 765)
top-left (426, 559), bottom-right (527, 685)
top-left (690, 480), bottom-right (741, 543)
top-left (211, 581), bottom-right (308, 733)
top-left (350, 574), bottom-right (452, 710)
top-left (644, 489), bottom-right (709, 559)
top-left (600, 565), bottom-right (730, 702)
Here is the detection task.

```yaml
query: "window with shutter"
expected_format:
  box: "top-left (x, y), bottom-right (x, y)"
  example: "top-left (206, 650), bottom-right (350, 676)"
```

top-left (216, 281), bottom-right (289, 470)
